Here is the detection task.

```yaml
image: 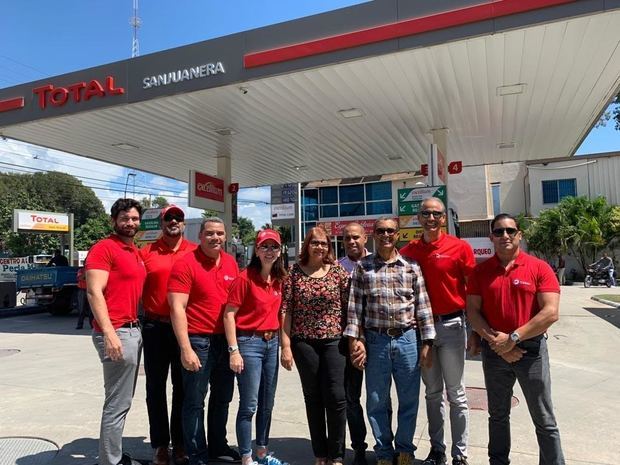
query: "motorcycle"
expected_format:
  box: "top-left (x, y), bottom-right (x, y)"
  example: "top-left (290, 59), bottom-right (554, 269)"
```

top-left (584, 266), bottom-right (614, 288)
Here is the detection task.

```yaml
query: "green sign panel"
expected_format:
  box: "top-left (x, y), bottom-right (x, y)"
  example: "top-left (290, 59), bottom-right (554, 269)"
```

top-left (397, 186), bottom-right (448, 228)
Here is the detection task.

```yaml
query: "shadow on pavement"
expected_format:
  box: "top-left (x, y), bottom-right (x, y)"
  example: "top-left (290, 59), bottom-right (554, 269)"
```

top-left (584, 307), bottom-right (620, 330)
top-left (0, 312), bottom-right (90, 336)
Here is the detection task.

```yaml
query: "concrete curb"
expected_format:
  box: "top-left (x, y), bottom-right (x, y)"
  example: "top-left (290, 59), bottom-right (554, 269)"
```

top-left (591, 296), bottom-right (620, 308)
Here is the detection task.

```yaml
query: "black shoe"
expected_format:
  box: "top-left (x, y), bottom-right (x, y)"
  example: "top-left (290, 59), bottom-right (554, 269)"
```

top-left (422, 449), bottom-right (447, 465)
top-left (352, 450), bottom-right (368, 465)
top-left (452, 456), bottom-right (468, 465)
top-left (210, 447), bottom-right (242, 463)
top-left (76, 325), bottom-right (83, 329)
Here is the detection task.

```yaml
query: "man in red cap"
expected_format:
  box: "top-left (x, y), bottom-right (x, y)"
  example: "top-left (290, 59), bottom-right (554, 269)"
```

top-left (140, 205), bottom-right (196, 465)
top-left (169, 217), bottom-right (241, 465)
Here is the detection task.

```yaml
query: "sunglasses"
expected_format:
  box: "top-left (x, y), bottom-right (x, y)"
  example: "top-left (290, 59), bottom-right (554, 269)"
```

top-left (163, 213), bottom-right (184, 222)
top-left (258, 245), bottom-right (281, 252)
top-left (375, 228), bottom-right (398, 236)
top-left (492, 227), bottom-right (519, 238)
top-left (420, 210), bottom-right (444, 218)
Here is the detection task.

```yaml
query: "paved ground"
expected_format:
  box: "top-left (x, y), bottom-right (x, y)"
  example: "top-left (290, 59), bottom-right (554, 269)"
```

top-left (1, 285), bottom-right (619, 465)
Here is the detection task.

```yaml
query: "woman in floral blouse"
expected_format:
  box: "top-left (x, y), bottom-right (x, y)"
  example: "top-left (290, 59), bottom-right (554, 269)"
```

top-left (280, 227), bottom-right (350, 465)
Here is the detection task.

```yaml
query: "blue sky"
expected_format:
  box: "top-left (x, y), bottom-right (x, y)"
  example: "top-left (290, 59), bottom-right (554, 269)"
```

top-left (0, 0), bottom-right (618, 226)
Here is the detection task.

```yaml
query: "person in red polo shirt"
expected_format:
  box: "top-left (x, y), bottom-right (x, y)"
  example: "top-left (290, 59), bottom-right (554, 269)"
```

top-left (467, 213), bottom-right (565, 465)
top-left (168, 217), bottom-right (240, 465)
top-left (400, 197), bottom-right (475, 465)
top-left (86, 198), bottom-right (146, 465)
top-left (223, 229), bottom-right (289, 465)
top-left (140, 205), bottom-right (196, 465)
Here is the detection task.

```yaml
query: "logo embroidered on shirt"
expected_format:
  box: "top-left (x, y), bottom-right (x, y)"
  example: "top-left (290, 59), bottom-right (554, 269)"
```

top-left (512, 279), bottom-right (531, 286)
top-left (223, 275), bottom-right (235, 281)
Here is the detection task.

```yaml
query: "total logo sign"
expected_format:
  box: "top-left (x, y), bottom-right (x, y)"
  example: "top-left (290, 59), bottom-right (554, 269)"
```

top-left (0, 76), bottom-right (125, 114)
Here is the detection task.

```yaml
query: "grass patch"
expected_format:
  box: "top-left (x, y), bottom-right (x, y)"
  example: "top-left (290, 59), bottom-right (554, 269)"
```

top-left (594, 294), bottom-right (620, 303)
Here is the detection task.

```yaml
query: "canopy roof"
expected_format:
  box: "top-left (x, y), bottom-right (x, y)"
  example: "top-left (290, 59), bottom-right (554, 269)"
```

top-left (1, 0), bottom-right (619, 187)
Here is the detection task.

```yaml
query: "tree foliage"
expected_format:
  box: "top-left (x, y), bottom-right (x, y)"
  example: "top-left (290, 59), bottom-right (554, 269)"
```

top-left (232, 217), bottom-right (257, 246)
top-left (521, 196), bottom-right (620, 271)
top-left (0, 171), bottom-right (107, 256)
top-left (141, 196), bottom-right (169, 209)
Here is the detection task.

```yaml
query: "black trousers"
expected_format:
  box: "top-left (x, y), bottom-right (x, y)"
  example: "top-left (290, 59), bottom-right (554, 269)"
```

top-left (345, 348), bottom-right (368, 452)
top-left (292, 337), bottom-right (347, 461)
top-left (142, 319), bottom-right (184, 449)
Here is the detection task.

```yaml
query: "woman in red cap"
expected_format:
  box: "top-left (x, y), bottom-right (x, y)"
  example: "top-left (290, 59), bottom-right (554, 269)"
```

top-left (280, 227), bottom-right (350, 465)
top-left (223, 229), bottom-right (289, 465)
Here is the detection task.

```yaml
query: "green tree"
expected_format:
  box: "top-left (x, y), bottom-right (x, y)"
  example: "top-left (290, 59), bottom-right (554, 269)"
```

top-left (0, 171), bottom-right (106, 256)
top-left (234, 217), bottom-right (257, 246)
top-left (75, 212), bottom-right (113, 250)
top-left (522, 196), bottom-right (619, 271)
top-left (142, 196), bottom-right (169, 209)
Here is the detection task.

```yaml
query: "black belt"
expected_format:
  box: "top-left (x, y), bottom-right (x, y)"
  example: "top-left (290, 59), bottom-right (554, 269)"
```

top-left (366, 326), bottom-right (414, 337)
top-left (433, 310), bottom-right (464, 322)
top-left (237, 329), bottom-right (278, 341)
top-left (121, 320), bottom-right (140, 328)
top-left (144, 311), bottom-right (171, 324)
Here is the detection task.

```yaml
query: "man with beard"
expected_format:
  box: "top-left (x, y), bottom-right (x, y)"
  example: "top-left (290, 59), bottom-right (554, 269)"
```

top-left (169, 217), bottom-right (241, 465)
top-left (86, 198), bottom-right (146, 465)
top-left (140, 205), bottom-right (196, 465)
top-left (344, 217), bottom-right (435, 465)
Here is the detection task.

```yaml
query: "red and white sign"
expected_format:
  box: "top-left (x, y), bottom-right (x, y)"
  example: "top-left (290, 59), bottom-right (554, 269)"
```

top-left (189, 170), bottom-right (225, 212)
top-left (317, 217), bottom-right (398, 236)
top-left (13, 210), bottom-right (70, 233)
top-left (462, 237), bottom-right (495, 261)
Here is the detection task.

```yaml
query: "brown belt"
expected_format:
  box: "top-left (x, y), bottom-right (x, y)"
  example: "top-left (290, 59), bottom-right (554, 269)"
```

top-left (237, 329), bottom-right (278, 341)
top-left (144, 312), bottom-right (171, 324)
top-left (366, 326), bottom-right (414, 337)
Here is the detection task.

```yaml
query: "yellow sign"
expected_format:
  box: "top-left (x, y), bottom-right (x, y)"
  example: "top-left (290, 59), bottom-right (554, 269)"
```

top-left (399, 228), bottom-right (424, 241)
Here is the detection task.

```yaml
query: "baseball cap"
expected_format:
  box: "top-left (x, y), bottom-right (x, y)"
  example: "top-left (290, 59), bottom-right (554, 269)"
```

top-left (256, 229), bottom-right (281, 246)
top-left (161, 205), bottom-right (185, 220)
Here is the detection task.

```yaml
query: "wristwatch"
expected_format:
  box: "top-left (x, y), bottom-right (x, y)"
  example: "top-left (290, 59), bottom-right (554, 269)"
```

top-left (228, 345), bottom-right (239, 354)
top-left (509, 331), bottom-right (521, 344)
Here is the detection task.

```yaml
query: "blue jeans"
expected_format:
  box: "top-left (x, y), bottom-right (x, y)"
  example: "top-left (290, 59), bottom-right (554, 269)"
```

top-left (421, 314), bottom-right (468, 458)
top-left (235, 334), bottom-right (280, 458)
top-left (481, 337), bottom-right (565, 465)
top-left (365, 328), bottom-right (421, 460)
top-left (182, 334), bottom-right (235, 465)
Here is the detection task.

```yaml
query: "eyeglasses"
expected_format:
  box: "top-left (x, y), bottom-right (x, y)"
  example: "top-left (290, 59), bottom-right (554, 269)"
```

top-left (491, 227), bottom-right (519, 238)
top-left (163, 213), bottom-right (184, 222)
top-left (258, 245), bottom-right (280, 252)
top-left (310, 240), bottom-right (329, 248)
top-left (420, 210), bottom-right (444, 218)
top-left (375, 228), bottom-right (398, 236)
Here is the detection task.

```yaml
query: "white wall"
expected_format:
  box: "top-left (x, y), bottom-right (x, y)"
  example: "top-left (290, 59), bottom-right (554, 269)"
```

top-left (487, 162), bottom-right (527, 216)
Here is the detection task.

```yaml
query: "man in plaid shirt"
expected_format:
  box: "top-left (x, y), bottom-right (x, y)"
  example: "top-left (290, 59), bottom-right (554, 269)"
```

top-left (344, 217), bottom-right (436, 465)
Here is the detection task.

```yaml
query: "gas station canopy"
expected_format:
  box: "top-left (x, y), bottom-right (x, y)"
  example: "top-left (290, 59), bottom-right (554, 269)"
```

top-left (1, 0), bottom-right (619, 187)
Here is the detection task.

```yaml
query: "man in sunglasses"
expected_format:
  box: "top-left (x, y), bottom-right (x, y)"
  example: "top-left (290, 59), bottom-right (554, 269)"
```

top-left (467, 213), bottom-right (564, 465)
top-left (169, 217), bottom-right (241, 465)
top-left (345, 217), bottom-right (435, 465)
top-left (400, 198), bottom-right (475, 465)
top-left (140, 205), bottom-right (197, 465)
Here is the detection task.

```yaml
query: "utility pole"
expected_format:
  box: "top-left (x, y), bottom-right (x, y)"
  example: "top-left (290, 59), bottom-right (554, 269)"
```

top-left (130, 0), bottom-right (141, 58)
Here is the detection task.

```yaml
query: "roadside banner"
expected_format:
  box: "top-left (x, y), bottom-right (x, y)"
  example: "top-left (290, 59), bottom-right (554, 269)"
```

top-left (0, 257), bottom-right (37, 282)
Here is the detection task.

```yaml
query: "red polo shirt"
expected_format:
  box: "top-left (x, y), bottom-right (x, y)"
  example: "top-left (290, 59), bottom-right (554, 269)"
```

top-left (86, 235), bottom-right (146, 331)
top-left (400, 233), bottom-right (475, 314)
top-left (227, 268), bottom-right (282, 331)
top-left (467, 251), bottom-right (560, 333)
top-left (168, 248), bottom-right (239, 334)
top-left (140, 237), bottom-right (197, 316)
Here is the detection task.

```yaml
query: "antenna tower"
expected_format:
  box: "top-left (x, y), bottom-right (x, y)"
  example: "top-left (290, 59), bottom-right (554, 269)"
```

top-left (130, 0), bottom-right (141, 58)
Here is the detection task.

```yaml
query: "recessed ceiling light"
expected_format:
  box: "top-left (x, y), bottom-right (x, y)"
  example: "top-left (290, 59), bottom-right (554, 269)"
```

top-left (387, 155), bottom-right (403, 161)
top-left (496, 84), bottom-right (527, 96)
top-left (213, 127), bottom-right (237, 136)
top-left (338, 108), bottom-right (365, 119)
top-left (112, 143), bottom-right (139, 150)
top-left (497, 142), bottom-right (516, 149)
top-left (293, 165), bottom-right (308, 171)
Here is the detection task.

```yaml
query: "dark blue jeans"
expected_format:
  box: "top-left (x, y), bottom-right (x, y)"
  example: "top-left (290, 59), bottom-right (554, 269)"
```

top-left (235, 334), bottom-right (280, 458)
top-left (182, 334), bottom-right (235, 465)
top-left (481, 337), bottom-right (565, 465)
